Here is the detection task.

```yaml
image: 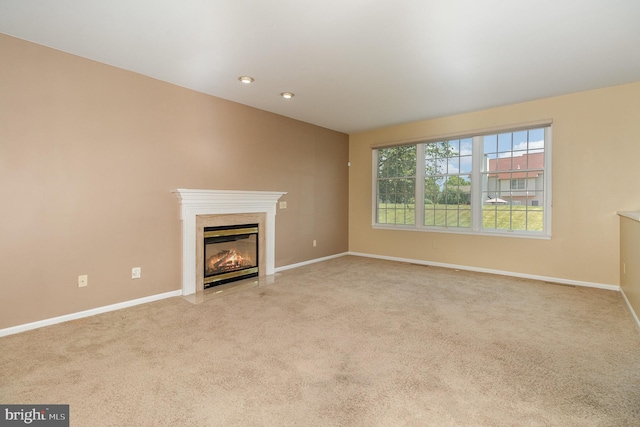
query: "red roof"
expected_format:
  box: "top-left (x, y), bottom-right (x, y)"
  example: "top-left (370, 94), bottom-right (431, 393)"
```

top-left (488, 152), bottom-right (544, 179)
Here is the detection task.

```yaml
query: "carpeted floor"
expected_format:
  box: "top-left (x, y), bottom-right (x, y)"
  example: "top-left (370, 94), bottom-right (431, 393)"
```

top-left (1, 256), bottom-right (639, 426)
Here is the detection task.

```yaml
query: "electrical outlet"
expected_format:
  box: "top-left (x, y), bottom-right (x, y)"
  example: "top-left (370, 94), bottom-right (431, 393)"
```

top-left (313, 240), bottom-right (317, 247)
top-left (78, 275), bottom-right (88, 288)
top-left (279, 201), bottom-right (287, 209)
top-left (132, 267), bottom-right (141, 279)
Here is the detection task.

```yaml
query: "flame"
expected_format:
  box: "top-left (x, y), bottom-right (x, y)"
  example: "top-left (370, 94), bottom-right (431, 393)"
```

top-left (205, 249), bottom-right (251, 275)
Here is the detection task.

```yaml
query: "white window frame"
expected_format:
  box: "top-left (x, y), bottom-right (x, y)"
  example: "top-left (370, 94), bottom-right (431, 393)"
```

top-left (372, 125), bottom-right (552, 239)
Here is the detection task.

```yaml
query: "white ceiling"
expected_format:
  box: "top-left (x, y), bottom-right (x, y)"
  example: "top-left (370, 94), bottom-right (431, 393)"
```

top-left (1, 0), bottom-right (639, 134)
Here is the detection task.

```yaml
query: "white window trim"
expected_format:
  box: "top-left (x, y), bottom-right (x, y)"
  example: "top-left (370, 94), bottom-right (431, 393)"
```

top-left (372, 126), bottom-right (552, 239)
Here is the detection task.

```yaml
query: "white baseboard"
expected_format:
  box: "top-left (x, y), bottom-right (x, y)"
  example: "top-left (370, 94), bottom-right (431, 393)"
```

top-left (348, 251), bottom-right (620, 291)
top-left (4, 253), bottom-right (630, 337)
top-left (620, 288), bottom-right (640, 329)
top-left (0, 290), bottom-right (182, 338)
top-left (275, 252), bottom-right (349, 272)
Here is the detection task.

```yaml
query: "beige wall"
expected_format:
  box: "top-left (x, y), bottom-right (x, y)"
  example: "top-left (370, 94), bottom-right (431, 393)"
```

top-left (349, 81), bottom-right (640, 287)
top-left (0, 35), bottom-right (348, 329)
top-left (620, 216), bottom-right (640, 322)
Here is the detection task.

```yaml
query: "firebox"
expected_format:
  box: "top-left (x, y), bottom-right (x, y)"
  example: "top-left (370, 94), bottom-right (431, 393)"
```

top-left (203, 224), bottom-right (259, 288)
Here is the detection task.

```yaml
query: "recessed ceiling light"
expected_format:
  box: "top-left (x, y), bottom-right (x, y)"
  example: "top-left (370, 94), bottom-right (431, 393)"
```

top-left (281, 92), bottom-right (294, 99)
top-left (238, 76), bottom-right (254, 84)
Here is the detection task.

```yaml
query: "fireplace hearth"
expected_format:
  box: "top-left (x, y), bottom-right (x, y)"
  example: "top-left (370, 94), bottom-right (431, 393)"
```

top-left (204, 224), bottom-right (258, 288)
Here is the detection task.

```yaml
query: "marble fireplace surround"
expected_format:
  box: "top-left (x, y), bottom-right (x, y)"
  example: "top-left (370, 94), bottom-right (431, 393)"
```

top-left (172, 189), bottom-right (286, 296)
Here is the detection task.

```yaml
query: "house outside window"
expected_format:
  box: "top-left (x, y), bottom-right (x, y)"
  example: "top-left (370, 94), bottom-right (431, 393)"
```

top-left (489, 155), bottom-right (543, 206)
top-left (373, 123), bottom-right (551, 238)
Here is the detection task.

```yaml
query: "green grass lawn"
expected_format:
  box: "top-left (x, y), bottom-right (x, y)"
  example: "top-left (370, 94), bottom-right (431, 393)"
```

top-left (377, 203), bottom-right (544, 231)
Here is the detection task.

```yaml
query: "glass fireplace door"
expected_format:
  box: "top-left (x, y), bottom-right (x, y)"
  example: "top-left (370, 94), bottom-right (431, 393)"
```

top-left (203, 224), bottom-right (258, 288)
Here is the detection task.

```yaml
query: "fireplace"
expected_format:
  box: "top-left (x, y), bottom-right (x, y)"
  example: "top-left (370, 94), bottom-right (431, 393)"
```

top-left (172, 189), bottom-right (286, 296)
top-left (203, 224), bottom-right (259, 288)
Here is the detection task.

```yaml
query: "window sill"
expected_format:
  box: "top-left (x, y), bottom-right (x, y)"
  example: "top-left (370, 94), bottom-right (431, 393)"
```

top-left (372, 224), bottom-right (551, 240)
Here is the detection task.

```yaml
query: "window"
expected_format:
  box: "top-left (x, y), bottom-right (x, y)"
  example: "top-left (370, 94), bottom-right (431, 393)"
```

top-left (510, 179), bottom-right (526, 190)
top-left (376, 145), bottom-right (416, 225)
top-left (374, 124), bottom-right (551, 238)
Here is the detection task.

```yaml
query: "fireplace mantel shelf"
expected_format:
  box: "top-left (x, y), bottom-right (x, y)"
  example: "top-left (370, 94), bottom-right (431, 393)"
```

top-left (173, 189), bottom-right (286, 295)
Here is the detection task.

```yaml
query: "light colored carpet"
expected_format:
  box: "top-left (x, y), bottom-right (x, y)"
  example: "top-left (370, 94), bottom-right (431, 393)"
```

top-left (1, 256), bottom-right (639, 426)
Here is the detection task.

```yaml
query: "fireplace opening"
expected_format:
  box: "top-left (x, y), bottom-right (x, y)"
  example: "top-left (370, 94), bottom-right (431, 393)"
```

top-left (203, 224), bottom-right (258, 289)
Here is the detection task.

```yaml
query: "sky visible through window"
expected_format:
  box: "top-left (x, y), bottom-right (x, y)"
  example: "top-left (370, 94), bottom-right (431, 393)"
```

top-left (483, 128), bottom-right (545, 161)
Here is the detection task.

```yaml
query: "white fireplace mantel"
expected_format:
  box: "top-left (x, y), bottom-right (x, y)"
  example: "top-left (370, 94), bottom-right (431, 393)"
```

top-left (172, 189), bottom-right (286, 295)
